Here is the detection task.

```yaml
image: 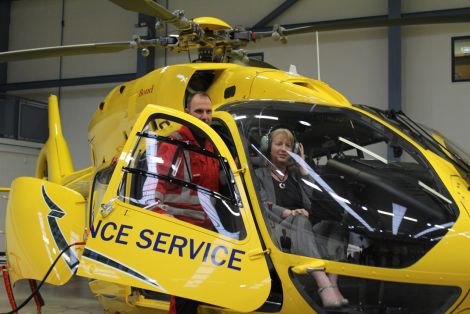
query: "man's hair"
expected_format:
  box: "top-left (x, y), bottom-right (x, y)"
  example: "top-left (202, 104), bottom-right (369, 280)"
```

top-left (186, 91), bottom-right (212, 110)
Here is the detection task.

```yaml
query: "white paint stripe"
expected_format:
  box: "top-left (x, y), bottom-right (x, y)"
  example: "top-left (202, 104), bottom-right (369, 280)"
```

top-left (82, 250), bottom-right (166, 292)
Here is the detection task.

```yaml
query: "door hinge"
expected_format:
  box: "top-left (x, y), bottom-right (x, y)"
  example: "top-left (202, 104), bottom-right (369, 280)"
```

top-left (100, 197), bottom-right (118, 217)
top-left (233, 167), bottom-right (247, 175)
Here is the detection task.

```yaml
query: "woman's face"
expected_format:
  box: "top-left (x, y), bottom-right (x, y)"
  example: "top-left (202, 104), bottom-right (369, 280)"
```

top-left (270, 133), bottom-right (293, 166)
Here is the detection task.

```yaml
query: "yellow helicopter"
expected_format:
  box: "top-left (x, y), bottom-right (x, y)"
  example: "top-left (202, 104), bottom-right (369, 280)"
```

top-left (1, 1), bottom-right (470, 313)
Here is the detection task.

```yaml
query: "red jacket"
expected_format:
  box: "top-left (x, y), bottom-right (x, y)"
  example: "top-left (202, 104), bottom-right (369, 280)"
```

top-left (153, 125), bottom-right (219, 229)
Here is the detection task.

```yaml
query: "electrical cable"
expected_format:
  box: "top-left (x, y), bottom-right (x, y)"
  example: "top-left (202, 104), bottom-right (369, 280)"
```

top-left (0, 241), bottom-right (85, 314)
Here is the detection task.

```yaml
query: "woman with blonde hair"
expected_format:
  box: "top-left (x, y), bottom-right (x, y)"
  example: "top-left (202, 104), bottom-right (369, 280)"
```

top-left (255, 128), bottom-right (347, 309)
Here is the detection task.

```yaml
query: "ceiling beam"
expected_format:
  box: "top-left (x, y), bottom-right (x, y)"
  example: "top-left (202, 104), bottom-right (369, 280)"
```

top-left (253, 0), bottom-right (299, 29)
top-left (388, 0), bottom-right (402, 161)
top-left (388, 0), bottom-right (401, 113)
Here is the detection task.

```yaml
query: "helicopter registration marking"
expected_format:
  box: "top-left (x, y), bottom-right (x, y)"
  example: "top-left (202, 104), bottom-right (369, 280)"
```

top-left (90, 220), bottom-right (245, 271)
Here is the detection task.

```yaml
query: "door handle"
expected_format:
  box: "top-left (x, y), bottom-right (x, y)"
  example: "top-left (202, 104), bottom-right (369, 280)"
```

top-left (291, 260), bottom-right (326, 274)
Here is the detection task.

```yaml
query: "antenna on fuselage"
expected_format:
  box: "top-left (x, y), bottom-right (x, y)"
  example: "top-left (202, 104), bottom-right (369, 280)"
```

top-left (316, 31), bottom-right (321, 81)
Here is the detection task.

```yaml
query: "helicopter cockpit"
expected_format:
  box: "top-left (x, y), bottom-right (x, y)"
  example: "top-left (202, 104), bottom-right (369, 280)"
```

top-left (227, 101), bottom-right (459, 262)
top-left (223, 100), bottom-right (461, 313)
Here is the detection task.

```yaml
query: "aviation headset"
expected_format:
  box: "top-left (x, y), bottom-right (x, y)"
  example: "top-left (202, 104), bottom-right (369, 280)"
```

top-left (260, 126), bottom-right (300, 156)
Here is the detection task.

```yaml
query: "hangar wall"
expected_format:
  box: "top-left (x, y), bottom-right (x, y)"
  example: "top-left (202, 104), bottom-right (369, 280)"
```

top-left (402, 23), bottom-right (470, 152)
top-left (6, 0), bottom-right (137, 169)
top-left (2, 0), bottom-right (470, 172)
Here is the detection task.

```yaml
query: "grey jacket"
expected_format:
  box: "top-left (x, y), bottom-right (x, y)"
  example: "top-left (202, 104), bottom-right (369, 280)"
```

top-left (254, 166), bottom-right (313, 218)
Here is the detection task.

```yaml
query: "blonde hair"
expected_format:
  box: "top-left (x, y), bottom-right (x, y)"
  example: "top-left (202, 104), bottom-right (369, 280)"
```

top-left (271, 128), bottom-right (294, 146)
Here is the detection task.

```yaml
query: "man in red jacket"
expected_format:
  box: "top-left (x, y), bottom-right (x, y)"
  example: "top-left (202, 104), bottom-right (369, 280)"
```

top-left (153, 91), bottom-right (218, 314)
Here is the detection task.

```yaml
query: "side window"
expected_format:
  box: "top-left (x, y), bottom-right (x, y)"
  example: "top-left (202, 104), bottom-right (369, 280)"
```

top-left (118, 115), bottom-right (246, 240)
top-left (211, 119), bottom-right (239, 166)
top-left (89, 165), bottom-right (115, 226)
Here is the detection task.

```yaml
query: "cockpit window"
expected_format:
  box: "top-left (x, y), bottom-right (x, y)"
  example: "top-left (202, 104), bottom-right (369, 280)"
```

top-left (117, 114), bottom-right (245, 240)
top-left (424, 126), bottom-right (470, 169)
top-left (222, 101), bottom-right (459, 268)
top-left (356, 105), bottom-right (470, 182)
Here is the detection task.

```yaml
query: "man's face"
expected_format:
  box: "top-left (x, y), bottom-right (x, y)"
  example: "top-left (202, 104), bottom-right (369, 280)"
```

top-left (186, 94), bottom-right (212, 125)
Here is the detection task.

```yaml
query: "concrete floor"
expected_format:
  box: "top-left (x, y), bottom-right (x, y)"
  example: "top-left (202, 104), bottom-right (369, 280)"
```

top-left (0, 276), bottom-right (104, 314)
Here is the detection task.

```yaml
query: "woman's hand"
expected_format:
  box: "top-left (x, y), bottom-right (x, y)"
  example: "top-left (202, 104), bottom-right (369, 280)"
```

top-left (299, 143), bottom-right (305, 160)
top-left (298, 143), bottom-right (310, 176)
top-left (282, 208), bottom-right (309, 218)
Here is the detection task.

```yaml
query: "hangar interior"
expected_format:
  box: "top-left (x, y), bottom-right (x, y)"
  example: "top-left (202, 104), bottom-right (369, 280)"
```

top-left (1, 0), bottom-right (470, 313)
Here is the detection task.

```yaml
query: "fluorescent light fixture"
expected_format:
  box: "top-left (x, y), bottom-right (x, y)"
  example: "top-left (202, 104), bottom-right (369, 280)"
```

top-left (254, 114), bottom-right (278, 120)
top-left (301, 178), bottom-right (322, 191)
top-left (414, 221), bottom-right (454, 238)
top-left (329, 192), bottom-right (351, 204)
top-left (299, 120), bottom-right (311, 126)
top-left (233, 115), bottom-right (247, 120)
top-left (377, 204), bottom-right (416, 235)
top-left (403, 216), bottom-right (417, 222)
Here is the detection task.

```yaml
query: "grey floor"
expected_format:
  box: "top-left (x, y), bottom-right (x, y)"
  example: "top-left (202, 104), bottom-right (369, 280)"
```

top-left (0, 276), bottom-right (104, 314)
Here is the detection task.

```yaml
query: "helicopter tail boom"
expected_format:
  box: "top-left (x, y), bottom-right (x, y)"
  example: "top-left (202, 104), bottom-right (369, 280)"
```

top-left (35, 95), bottom-right (74, 183)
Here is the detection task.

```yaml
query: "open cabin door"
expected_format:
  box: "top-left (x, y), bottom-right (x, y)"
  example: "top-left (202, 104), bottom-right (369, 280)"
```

top-left (78, 105), bottom-right (271, 312)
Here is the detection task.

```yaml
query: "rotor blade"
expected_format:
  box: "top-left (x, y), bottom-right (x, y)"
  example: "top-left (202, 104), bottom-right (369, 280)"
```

top-left (0, 42), bottom-right (135, 63)
top-left (282, 12), bottom-right (470, 35)
top-left (246, 57), bottom-right (277, 69)
top-left (251, 30), bottom-right (276, 40)
top-left (252, 8), bottom-right (470, 37)
top-left (110, 0), bottom-right (191, 30)
top-left (229, 49), bottom-right (278, 69)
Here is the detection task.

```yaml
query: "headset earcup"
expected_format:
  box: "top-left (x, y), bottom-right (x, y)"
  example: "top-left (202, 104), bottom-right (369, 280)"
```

top-left (260, 134), bottom-right (269, 154)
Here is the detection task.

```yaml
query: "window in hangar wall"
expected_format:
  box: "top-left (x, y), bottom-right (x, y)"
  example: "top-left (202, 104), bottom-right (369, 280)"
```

top-left (0, 94), bottom-right (48, 143)
top-left (452, 35), bottom-right (470, 82)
